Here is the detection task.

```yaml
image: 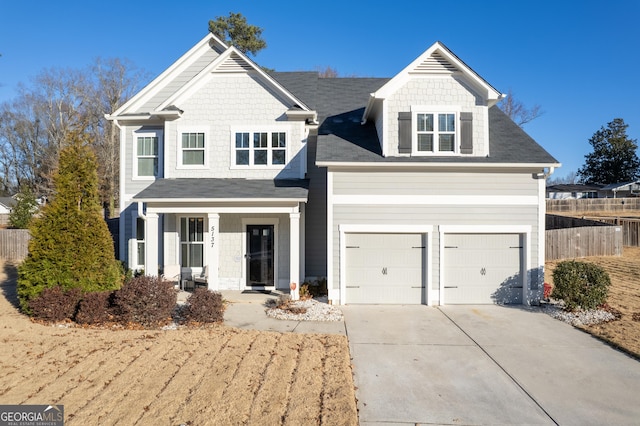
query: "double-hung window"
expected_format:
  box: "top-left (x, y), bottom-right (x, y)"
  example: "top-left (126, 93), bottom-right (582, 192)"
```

top-left (233, 130), bottom-right (287, 167)
top-left (181, 132), bottom-right (205, 166)
top-left (180, 217), bottom-right (204, 268)
top-left (415, 112), bottom-right (457, 154)
top-left (135, 133), bottom-right (160, 178)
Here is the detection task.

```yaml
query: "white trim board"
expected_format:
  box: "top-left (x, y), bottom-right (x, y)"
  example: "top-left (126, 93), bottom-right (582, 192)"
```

top-left (333, 195), bottom-right (539, 205)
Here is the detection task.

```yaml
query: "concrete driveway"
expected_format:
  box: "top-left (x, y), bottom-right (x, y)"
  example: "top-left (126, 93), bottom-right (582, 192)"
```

top-left (343, 305), bottom-right (640, 425)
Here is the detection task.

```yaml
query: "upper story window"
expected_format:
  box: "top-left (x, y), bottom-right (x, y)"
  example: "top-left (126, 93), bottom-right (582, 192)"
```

top-left (181, 132), bottom-right (205, 166)
top-left (233, 130), bottom-right (287, 167)
top-left (134, 130), bottom-right (162, 179)
top-left (177, 127), bottom-right (208, 168)
top-left (415, 112), bottom-right (456, 154)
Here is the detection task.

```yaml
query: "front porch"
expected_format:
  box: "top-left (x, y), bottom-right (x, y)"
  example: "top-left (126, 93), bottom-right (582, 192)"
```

top-left (127, 178), bottom-right (308, 300)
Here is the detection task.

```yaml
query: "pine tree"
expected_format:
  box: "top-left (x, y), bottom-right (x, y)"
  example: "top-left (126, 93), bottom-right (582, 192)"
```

top-left (578, 118), bottom-right (640, 184)
top-left (17, 132), bottom-right (123, 313)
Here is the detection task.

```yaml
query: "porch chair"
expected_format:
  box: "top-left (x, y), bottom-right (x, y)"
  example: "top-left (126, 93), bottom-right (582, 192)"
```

top-left (194, 265), bottom-right (208, 288)
top-left (162, 264), bottom-right (182, 289)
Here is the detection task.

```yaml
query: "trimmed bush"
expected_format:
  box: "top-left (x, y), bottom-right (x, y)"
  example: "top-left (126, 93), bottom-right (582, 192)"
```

top-left (76, 291), bottom-right (114, 325)
top-left (113, 276), bottom-right (177, 326)
top-left (29, 286), bottom-right (81, 322)
top-left (551, 260), bottom-right (611, 311)
top-left (182, 288), bottom-right (224, 323)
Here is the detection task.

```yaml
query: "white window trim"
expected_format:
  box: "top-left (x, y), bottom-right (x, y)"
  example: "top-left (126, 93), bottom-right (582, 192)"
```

top-left (411, 106), bottom-right (460, 156)
top-left (132, 130), bottom-right (163, 180)
top-left (230, 126), bottom-right (290, 170)
top-left (178, 215), bottom-right (206, 272)
top-left (176, 126), bottom-right (209, 169)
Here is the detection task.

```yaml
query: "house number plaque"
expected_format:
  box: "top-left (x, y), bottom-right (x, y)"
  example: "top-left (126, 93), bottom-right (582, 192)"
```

top-left (210, 225), bottom-right (215, 247)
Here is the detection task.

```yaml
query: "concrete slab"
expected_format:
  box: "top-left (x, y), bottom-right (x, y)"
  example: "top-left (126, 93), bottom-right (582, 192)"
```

top-left (442, 305), bottom-right (640, 425)
top-left (343, 305), bottom-right (470, 345)
top-left (345, 305), bottom-right (640, 425)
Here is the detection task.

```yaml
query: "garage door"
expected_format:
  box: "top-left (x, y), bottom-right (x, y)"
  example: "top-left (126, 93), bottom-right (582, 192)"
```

top-left (444, 233), bottom-right (523, 304)
top-left (345, 233), bottom-right (424, 304)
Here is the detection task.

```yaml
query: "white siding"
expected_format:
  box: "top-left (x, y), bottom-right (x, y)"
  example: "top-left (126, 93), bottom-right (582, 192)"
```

top-left (384, 77), bottom-right (488, 157)
top-left (163, 74), bottom-right (305, 180)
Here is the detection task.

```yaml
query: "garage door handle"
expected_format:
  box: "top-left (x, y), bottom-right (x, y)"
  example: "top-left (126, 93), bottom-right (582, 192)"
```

top-left (346, 246), bottom-right (360, 249)
top-left (346, 286), bottom-right (360, 289)
top-left (412, 246), bottom-right (426, 249)
top-left (444, 286), bottom-right (458, 289)
top-left (411, 286), bottom-right (422, 288)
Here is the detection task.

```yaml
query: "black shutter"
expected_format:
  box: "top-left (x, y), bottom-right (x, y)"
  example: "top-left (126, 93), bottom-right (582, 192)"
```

top-left (460, 112), bottom-right (473, 154)
top-left (398, 112), bottom-right (412, 154)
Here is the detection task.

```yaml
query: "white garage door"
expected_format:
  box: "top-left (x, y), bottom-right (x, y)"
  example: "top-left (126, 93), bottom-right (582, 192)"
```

top-left (444, 233), bottom-right (523, 304)
top-left (345, 233), bottom-right (424, 304)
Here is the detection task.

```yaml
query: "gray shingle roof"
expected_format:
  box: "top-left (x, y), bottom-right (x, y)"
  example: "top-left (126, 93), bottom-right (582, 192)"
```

top-left (271, 72), bottom-right (559, 166)
top-left (133, 178), bottom-right (308, 201)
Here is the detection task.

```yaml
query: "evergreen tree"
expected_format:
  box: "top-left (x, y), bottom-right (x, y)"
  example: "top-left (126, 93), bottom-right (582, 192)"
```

top-left (17, 132), bottom-right (123, 313)
top-left (578, 118), bottom-right (640, 184)
top-left (9, 185), bottom-right (38, 229)
top-left (208, 12), bottom-right (267, 56)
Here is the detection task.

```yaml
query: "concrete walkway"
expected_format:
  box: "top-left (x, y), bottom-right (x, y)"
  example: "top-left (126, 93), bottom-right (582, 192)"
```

top-left (343, 305), bottom-right (640, 425)
top-left (216, 290), bottom-right (346, 335)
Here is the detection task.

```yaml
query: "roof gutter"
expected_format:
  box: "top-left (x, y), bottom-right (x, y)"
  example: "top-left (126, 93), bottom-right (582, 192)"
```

top-left (316, 161), bottom-right (562, 169)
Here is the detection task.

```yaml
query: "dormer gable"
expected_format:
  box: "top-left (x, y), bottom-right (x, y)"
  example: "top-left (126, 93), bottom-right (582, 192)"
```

top-left (361, 41), bottom-right (504, 158)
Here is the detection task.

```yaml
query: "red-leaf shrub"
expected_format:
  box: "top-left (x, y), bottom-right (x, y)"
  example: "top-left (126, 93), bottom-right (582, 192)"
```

top-left (28, 286), bottom-right (81, 322)
top-left (76, 291), bottom-right (114, 324)
top-left (183, 288), bottom-right (224, 323)
top-left (113, 275), bottom-right (177, 326)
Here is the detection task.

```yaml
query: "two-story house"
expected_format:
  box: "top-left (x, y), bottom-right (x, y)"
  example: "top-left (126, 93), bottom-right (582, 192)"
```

top-left (107, 34), bottom-right (560, 305)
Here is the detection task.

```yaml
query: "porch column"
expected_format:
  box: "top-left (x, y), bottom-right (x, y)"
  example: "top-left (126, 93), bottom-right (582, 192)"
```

top-left (289, 212), bottom-right (301, 300)
top-left (145, 212), bottom-right (159, 276)
top-left (207, 213), bottom-right (220, 291)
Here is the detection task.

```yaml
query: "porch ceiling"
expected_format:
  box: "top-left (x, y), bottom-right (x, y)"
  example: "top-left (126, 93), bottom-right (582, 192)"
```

top-left (132, 178), bottom-right (309, 203)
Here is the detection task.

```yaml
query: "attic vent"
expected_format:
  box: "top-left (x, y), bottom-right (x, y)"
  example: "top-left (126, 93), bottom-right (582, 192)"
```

top-left (413, 51), bottom-right (457, 73)
top-left (214, 53), bottom-right (253, 72)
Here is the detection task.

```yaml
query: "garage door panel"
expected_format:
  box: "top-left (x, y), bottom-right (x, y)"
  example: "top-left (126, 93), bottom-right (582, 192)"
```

top-left (346, 233), bottom-right (424, 304)
top-left (444, 234), bottom-right (523, 304)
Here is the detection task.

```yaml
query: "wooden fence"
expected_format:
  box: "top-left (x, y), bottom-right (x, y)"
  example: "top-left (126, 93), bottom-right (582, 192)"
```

top-left (582, 217), bottom-right (640, 247)
top-left (0, 229), bottom-right (30, 261)
top-left (547, 198), bottom-right (640, 213)
top-left (546, 225), bottom-right (623, 261)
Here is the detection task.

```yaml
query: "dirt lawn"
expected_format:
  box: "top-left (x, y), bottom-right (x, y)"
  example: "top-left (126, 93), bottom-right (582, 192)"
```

top-left (0, 263), bottom-right (358, 425)
top-left (545, 246), bottom-right (640, 358)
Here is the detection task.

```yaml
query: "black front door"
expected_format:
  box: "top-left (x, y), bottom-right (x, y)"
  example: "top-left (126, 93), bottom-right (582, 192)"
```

top-left (246, 225), bottom-right (274, 287)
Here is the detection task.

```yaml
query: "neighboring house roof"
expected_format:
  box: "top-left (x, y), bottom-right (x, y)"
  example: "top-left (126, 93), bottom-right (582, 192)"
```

top-left (546, 184), bottom-right (603, 192)
top-left (598, 181), bottom-right (640, 191)
top-left (133, 179), bottom-right (308, 202)
top-left (0, 197), bottom-right (16, 210)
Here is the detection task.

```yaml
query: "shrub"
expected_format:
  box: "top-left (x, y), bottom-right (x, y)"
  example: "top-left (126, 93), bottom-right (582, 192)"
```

top-left (113, 275), bottom-right (177, 326)
top-left (76, 291), bottom-right (114, 325)
top-left (551, 260), bottom-right (611, 311)
top-left (182, 288), bottom-right (224, 323)
top-left (299, 284), bottom-right (311, 300)
top-left (28, 286), bottom-right (81, 322)
top-left (304, 277), bottom-right (327, 297)
top-left (18, 135), bottom-right (123, 313)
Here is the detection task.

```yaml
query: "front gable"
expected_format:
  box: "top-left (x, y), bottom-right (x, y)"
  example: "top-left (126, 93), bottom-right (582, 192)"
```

top-left (109, 35), bottom-right (319, 192)
top-left (362, 42), bottom-right (504, 158)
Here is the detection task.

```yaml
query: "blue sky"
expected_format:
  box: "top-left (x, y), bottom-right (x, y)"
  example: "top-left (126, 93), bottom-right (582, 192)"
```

top-left (1, 0), bottom-right (639, 179)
